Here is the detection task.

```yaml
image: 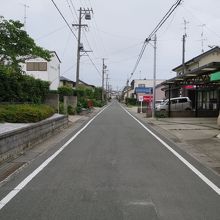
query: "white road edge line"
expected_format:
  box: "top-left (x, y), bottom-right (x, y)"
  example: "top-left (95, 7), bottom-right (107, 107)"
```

top-left (121, 105), bottom-right (220, 196)
top-left (0, 105), bottom-right (109, 210)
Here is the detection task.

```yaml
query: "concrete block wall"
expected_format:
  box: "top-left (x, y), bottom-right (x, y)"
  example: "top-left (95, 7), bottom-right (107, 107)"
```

top-left (44, 94), bottom-right (59, 111)
top-left (0, 115), bottom-right (68, 163)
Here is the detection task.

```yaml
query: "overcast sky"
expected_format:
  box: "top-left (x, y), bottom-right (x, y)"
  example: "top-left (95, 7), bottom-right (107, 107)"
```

top-left (1, 0), bottom-right (220, 90)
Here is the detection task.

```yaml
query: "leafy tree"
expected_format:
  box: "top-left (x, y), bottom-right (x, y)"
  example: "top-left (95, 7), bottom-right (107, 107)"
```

top-left (93, 87), bottom-right (102, 100)
top-left (0, 16), bottom-right (51, 73)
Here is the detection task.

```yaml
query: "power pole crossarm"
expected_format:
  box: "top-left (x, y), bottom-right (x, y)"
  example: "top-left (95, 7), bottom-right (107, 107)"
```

top-left (73, 7), bottom-right (93, 87)
top-left (76, 7), bottom-right (82, 86)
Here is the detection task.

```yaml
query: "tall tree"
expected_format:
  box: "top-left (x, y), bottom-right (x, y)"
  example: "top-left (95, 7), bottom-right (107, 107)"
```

top-left (0, 16), bottom-right (51, 73)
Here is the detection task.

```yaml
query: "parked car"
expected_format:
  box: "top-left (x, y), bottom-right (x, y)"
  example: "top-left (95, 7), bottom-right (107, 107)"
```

top-left (155, 100), bottom-right (164, 107)
top-left (155, 97), bottom-right (192, 111)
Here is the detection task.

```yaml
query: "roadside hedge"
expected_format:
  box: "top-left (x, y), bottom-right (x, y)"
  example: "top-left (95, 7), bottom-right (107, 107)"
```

top-left (0, 70), bottom-right (50, 103)
top-left (0, 104), bottom-right (55, 123)
top-left (126, 97), bottom-right (137, 106)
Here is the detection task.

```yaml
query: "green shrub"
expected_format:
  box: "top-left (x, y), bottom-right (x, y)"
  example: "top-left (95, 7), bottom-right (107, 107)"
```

top-left (78, 98), bottom-right (88, 108)
top-left (75, 105), bottom-right (82, 114)
top-left (59, 102), bottom-right (65, 114)
top-left (0, 104), bottom-right (55, 123)
top-left (126, 98), bottom-right (137, 106)
top-left (155, 110), bottom-right (168, 118)
top-left (73, 89), bottom-right (85, 97)
top-left (92, 99), bottom-right (105, 107)
top-left (58, 86), bottom-right (73, 101)
top-left (67, 105), bottom-right (75, 115)
top-left (0, 70), bottom-right (50, 103)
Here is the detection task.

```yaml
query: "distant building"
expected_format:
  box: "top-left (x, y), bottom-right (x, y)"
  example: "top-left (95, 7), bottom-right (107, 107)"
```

top-left (59, 76), bottom-right (76, 88)
top-left (122, 86), bottom-right (133, 100)
top-left (161, 46), bottom-right (220, 117)
top-left (78, 80), bottom-right (95, 90)
top-left (21, 51), bottom-right (61, 90)
top-left (130, 79), bottom-right (165, 101)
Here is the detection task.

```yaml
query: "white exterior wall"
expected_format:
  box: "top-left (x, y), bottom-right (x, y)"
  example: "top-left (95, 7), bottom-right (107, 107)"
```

top-left (198, 51), bottom-right (220, 67)
top-left (21, 52), bottom-right (60, 90)
top-left (132, 79), bottom-right (165, 100)
top-left (156, 85), bottom-right (165, 100)
top-left (48, 54), bottom-right (60, 90)
top-left (176, 50), bottom-right (220, 75)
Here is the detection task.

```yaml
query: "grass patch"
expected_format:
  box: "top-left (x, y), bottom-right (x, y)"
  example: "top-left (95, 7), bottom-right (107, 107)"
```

top-left (0, 104), bottom-right (55, 123)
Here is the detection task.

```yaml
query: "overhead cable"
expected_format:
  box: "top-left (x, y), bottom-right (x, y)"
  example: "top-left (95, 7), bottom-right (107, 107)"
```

top-left (50, 0), bottom-right (102, 77)
top-left (128, 0), bottom-right (182, 81)
top-left (50, 0), bottom-right (77, 39)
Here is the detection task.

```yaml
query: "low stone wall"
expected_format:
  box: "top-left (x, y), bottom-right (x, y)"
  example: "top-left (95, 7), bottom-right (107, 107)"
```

top-left (0, 115), bottom-right (68, 163)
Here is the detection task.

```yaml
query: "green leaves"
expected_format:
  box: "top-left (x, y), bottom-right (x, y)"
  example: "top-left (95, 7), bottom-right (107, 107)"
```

top-left (0, 17), bottom-right (51, 72)
top-left (0, 70), bottom-right (50, 103)
top-left (0, 104), bottom-right (55, 123)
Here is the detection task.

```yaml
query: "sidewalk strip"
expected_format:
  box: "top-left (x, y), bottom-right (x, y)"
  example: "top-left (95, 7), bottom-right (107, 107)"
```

top-left (0, 105), bottom-right (109, 210)
top-left (122, 105), bottom-right (220, 196)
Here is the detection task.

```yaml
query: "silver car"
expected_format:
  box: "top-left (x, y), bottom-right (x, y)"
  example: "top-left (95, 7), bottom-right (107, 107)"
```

top-left (155, 97), bottom-right (192, 111)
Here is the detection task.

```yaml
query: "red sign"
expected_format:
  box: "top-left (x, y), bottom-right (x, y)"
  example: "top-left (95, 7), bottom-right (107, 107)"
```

top-left (143, 95), bottom-right (152, 102)
top-left (182, 85), bottom-right (196, 89)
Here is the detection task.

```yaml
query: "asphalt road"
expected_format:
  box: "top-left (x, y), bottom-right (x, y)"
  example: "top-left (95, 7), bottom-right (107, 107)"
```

top-left (0, 101), bottom-right (219, 219)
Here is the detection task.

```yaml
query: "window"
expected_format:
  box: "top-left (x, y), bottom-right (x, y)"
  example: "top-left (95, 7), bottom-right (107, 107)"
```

top-left (171, 99), bottom-right (177, 104)
top-left (26, 62), bottom-right (47, 71)
top-left (178, 98), bottom-right (187, 103)
top-left (138, 84), bottom-right (145, 88)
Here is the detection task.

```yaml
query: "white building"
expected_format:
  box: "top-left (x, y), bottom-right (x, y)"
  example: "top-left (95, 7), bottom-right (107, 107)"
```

top-left (131, 79), bottom-right (165, 100)
top-left (21, 51), bottom-right (61, 90)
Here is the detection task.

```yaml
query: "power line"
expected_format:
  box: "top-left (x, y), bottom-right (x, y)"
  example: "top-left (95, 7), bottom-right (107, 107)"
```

top-left (35, 26), bottom-right (66, 41)
top-left (50, 0), bottom-right (77, 39)
top-left (86, 55), bottom-right (102, 77)
top-left (66, 0), bottom-right (78, 23)
top-left (128, 0), bottom-right (182, 82)
top-left (69, 0), bottom-right (79, 22)
top-left (50, 0), bottom-right (101, 79)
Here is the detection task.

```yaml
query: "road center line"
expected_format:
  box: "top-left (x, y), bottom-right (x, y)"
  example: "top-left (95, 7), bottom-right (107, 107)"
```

top-left (122, 105), bottom-right (220, 196)
top-left (0, 105), bottom-right (109, 210)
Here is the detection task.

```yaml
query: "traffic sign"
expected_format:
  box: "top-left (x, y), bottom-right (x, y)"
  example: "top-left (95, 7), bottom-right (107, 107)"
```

top-left (139, 96), bottom-right (144, 102)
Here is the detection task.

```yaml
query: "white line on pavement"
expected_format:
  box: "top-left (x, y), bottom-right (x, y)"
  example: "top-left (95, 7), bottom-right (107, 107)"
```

top-left (0, 105), bottom-right (109, 210)
top-left (122, 105), bottom-right (220, 196)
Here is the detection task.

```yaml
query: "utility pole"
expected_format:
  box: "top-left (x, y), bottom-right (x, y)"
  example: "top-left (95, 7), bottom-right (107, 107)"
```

top-left (126, 79), bottom-right (129, 105)
top-left (73, 8), bottom-right (93, 86)
top-left (106, 73), bottom-right (109, 100)
top-left (182, 19), bottom-right (189, 75)
top-left (182, 34), bottom-right (186, 75)
top-left (152, 34), bottom-right (157, 118)
top-left (102, 58), bottom-right (107, 101)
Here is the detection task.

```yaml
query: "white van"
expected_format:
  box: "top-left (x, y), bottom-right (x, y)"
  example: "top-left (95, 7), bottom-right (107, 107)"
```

top-left (155, 97), bottom-right (192, 112)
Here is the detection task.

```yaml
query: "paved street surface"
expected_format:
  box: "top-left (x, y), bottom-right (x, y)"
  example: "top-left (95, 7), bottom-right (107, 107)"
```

top-left (0, 101), bottom-right (220, 219)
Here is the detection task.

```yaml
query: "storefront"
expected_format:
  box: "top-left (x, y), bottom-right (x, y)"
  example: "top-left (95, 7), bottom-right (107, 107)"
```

top-left (161, 62), bottom-right (220, 117)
